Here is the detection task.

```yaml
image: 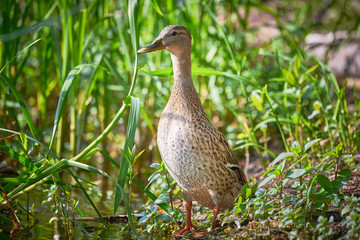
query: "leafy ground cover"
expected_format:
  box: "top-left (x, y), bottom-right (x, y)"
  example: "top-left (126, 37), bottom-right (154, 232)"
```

top-left (0, 0), bottom-right (359, 239)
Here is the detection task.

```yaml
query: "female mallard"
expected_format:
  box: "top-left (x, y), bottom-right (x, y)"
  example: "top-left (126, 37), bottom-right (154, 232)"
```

top-left (138, 25), bottom-right (247, 237)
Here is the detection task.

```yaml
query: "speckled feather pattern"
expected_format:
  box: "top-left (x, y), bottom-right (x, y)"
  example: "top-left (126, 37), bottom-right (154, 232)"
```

top-left (157, 76), bottom-right (247, 211)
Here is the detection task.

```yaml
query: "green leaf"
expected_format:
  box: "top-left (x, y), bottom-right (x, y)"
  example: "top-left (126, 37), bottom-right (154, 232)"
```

top-left (316, 59), bottom-right (339, 93)
top-left (282, 68), bottom-right (296, 85)
top-left (0, 143), bottom-right (40, 174)
top-left (114, 96), bottom-right (140, 214)
top-left (258, 175), bottom-right (275, 188)
top-left (272, 168), bottom-right (282, 176)
top-left (278, 159), bottom-right (286, 172)
top-left (338, 169), bottom-right (352, 177)
top-left (291, 141), bottom-right (301, 155)
top-left (250, 90), bottom-right (263, 111)
top-left (282, 196), bottom-right (292, 203)
top-left (339, 154), bottom-right (352, 162)
top-left (132, 178), bottom-right (172, 215)
top-left (271, 152), bottom-right (296, 167)
top-left (285, 169), bottom-right (306, 179)
top-left (128, 0), bottom-right (139, 55)
top-left (20, 132), bottom-right (28, 151)
top-left (49, 64), bottom-right (93, 150)
top-left (302, 138), bottom-right (321, 153)
top-left (293, 55), bottom-right (300, 77)
top-left (332, 176), bottom-right (350, 191)
top-left (192, 67), bottom-right (223, 76)
top-left (245, 187), bottom-right (252, 199)
top-left (0, 39), bottom-right (41, 74)
top-left (334, 142), bottom-right (343, 155)
top-left (139, 67), bottom-right (172, 77)
top-left (322, 150), bottom-right (337, 157)
top-left (317, 174), bottom-right (333, 193)
top-left (341, 205), bottom-right (351, 216)
top-left (150, 163), bottom-right (161, 169)
top-left (140, 66), bottom-right (224, 77)
top-left (150, 0), bottom-right (163, 16)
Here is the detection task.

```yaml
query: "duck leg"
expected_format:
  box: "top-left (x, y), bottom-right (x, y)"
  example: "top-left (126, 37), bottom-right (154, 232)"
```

top-left (211, 205), bottom-right (221, 229)
top-left (173, 201), bottom-right (208, 237)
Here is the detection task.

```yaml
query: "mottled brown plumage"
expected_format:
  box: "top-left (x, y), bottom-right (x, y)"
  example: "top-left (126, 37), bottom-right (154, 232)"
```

top-left (138, 25), bottom-right (247, 237)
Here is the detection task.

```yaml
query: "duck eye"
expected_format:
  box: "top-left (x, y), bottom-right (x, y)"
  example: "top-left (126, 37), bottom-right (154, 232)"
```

top-left (172, 31), bottom-right (177, 36)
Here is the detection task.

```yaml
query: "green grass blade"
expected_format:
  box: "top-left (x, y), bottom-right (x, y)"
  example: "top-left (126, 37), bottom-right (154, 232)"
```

top-left (0, 128), bottom-right (59, 161)
top-left (48, 64), bottom-right (97, 150)
top-left (132, 178), bottom-right (173, 215)
top-left (150, 0), bottom-right (163, 16)
top-left (0, 39), bottom-right (41, 73)
top-left (114, 96), bottom-right (140, 214)
top-left (0, 72), bottom-right (37, 139)
top-left (68, 170), bottom-right (107, 226)
top-left (128, 0), bottom-right (139, 56)
top-left (0, 143), bottom-right (41, 174)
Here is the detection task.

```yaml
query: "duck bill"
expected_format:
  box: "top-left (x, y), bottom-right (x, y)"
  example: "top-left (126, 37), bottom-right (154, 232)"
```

top-left (137, 39), bottom-right (165, 53)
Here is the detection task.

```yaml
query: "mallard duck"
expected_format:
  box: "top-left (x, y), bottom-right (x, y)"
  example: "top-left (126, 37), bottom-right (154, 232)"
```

top-left (138, 25), bottom-right (247, 237)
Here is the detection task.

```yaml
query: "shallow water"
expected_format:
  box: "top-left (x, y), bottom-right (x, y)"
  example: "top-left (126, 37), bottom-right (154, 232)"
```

top-left (1, 184), bottom-right (144, 240)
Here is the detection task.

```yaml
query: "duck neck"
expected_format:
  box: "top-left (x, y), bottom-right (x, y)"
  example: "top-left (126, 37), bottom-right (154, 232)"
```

top-left (171, 51), bottom-right (192, 84)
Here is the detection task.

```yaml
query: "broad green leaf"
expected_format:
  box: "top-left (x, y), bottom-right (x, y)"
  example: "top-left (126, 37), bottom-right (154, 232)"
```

top-left (317, 174), bottom-right (333, 193)
top-left (339, 154), bottom-right (352, 162)
top-left (282, 196), bottom-right (292, 203)
top-left (338, 169), bottom-right (352, 177)
top-left (285, 169), bottom-right (306, 179)
top-left (341, 205), bottom-right (351, 216)
top-left (302, 138), bottom-right (321, 153)
top-left (250, 91), bottom-right (263, 111)
top-left (332, 176), bottom-right (350, 191)
top-left (258, 175), bottom-right (275, 188)
top-left (245, 187), bottom-right (252, 199)
top-left (150, 163), bottom-right (161, 169)
top-left (282, 68), bottom-right (296, 85)
top-left (271, 152), bottom-right (296, 167)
